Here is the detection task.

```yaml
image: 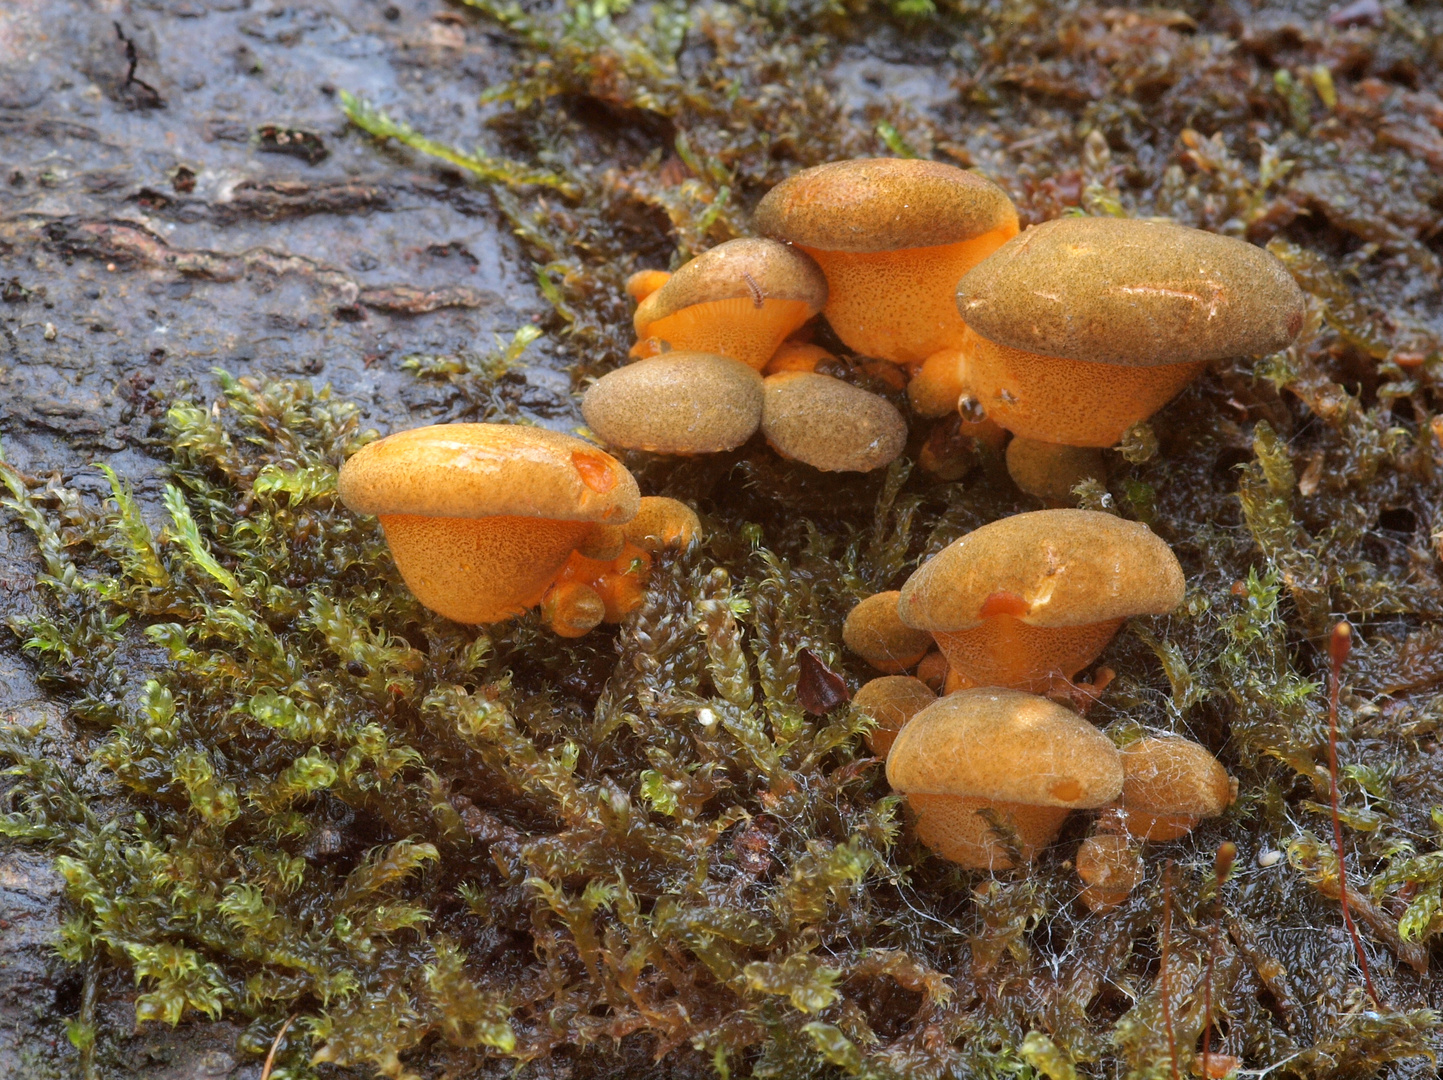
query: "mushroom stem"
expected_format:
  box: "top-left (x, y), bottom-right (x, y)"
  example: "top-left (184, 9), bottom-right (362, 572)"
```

top-left (932, 616), bottom-right (1124, 693)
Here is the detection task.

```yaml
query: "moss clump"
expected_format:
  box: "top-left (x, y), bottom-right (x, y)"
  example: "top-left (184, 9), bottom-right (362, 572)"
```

top-left (6, 1), bottom-right (1443, 1078)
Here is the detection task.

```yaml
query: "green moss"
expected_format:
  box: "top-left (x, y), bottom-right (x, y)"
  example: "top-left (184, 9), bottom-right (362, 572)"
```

top-left (5, 1), bottom-right (1443, 1078)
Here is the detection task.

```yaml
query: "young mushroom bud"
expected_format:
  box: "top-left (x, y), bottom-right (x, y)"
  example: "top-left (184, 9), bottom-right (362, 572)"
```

top-left (1075, 833), bottom-right (1144, 912)
top-left (1114, 735), bottom-right (1236, 841)
top-left (625, 268), bottom-right (672, 304)
top-left (1006, 437), bottom-right (1107, 506)
top-left (582, 352), bottom-right (764, 455)
top-left (631, 238), bottom-right (828, 370)
top-left (542, 581), bottom-right (607, 638)
top-left (337, 424), bottom-right (638, 626)
top-left (853, 675), bottom-right (935, 757)
top-left (897, 509), bottom-right (1184, 692)
top-left (754, 158), bottom-right (1018, 368)
top-left (622, 496), bottom-right (702, 552)
top-left (955, 217), bottom-right (1306, 447)
top-left (760, 372), bottom-right (908, 473)
top-left (886, 688), bottom-right (1124, 869)
top-left (843, 591), bottom-right (933, 674)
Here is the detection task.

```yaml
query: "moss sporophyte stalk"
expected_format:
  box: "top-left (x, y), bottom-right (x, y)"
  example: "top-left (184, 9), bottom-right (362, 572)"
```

top-left (6, 2), bottom-right (1443, 1079)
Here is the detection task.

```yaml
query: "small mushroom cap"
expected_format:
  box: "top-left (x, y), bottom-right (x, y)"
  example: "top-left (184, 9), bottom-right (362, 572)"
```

top-left (339, 423), bottom-right (639, 523)
top-left (633, 238), bottom-right (827, 327)
top-left (582, 353), bottom-right (764, 454)
top-left (622, 496), bottom-right (702, 550)
top-left (897, 509), bottom-right (1184, 631)
top-left (957, 217), bottom-right (1306, 367)
top-left (754, 158), bottom-right (1018, 253)
top-left (1005, 437), bottom-right (1106, 505)
top-left (886, 688), bottom-right (1123, 808)
top-left (761, 372), bottom-right (908, 472)
top-left (843, 591), bottom-right (934, 673)
top-left (1120, 736), bottom-right (1233, 817)
top-left (1076, 834), bottom-right (1143, 911)
top-left (854, 675), bottom-right (935, 757)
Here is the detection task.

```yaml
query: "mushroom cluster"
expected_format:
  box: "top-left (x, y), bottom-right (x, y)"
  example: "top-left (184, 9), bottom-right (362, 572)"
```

top-left (849, 508), bottom-right (1236, 903)
top-left (335, 157), bottom-right (1285, 907)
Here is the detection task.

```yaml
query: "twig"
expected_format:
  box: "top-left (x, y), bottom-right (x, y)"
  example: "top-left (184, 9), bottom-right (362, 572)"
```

top-left (1328, 621), bottom-right (1379, 1005)
top-left (260, 1014), bottom-right (298, 1080)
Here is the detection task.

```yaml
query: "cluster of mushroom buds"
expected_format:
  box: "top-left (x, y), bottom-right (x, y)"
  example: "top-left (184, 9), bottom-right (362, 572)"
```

top-left (336, 424), bottom-right (698, 637)
top-left (587, 156), bottom-right (1304, 500)
top-left (849, 509), bottom-right (1237, 910)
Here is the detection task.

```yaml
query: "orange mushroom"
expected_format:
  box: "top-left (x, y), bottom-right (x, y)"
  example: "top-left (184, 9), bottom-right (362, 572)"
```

top-left (954, 217), bottom-right (1306, 447)
top-left (625, 268), bottom-right (672, 304)
top-left (853, 675), bottom-right (935, 757)
top-left (843, 591), bottom-right (933, 674)
top-left (630, 238), bottom-right (827, 370)
top-left (581, 352), bottom-right (764, 455)
top-left (337, 424), bottom-right (638, 627)
top-left (622, 496), bottom-right (702, 551)
top-left (1075, 833), bottom-right (1144, 912)
top-left (1005, 437), bottom-right (1106, 506)
top-left (754, 158), bottom-right (1018, 371)
top-left (886, 688), bottom-right (1123, 869)
top-left (1111, 735), bottom-right (1236, 841)
top-left (897, 510), bottom-right (1184, 692)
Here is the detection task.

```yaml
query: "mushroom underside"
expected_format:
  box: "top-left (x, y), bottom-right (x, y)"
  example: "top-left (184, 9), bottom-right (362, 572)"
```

top-left (931, 616), bottom-right (1125, 692)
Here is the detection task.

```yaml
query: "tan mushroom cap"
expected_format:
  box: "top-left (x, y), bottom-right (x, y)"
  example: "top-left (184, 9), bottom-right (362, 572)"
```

top-left (956, 217), bottom-right (1306, 368)
top-left (843, 592), bottom-right (934, 673)
top-left (854, 675), bottom-right (935, 757)
top-left (754, 158), bottom-right (1018, 254)
top-left (760, 372), bottom-right (908, 472)
top-left (581, 353), bottom-right (763, 454)
top-left (886, 688), bottom-right (1123, 808)
top-left (634, 238), bottom-right (827, 327)
top-left (622, 496), bottom-right (702, 551)
top-left (338, 423), bottom-right (639, 524)
top-left (897, 509), bottom-right (1184, 632)
top-left (1120, 736), bottom-right (1234, 817)
top-left (1076, 834), bottom-right (1143, 912)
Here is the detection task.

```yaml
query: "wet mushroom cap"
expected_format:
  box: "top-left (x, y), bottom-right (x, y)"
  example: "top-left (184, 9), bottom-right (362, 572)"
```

top-left (854, 675), bottom-right (935, 757)
top-left (622, 496), bottom-right (702, 551)
top-left (956, 217), bottom-right (1306, 368)
top-left (760, 372), bottom-right (908, 472)
top-left (338, 423), bottom-right (639, 524)
top-left (886, 688), bottom-right (1123, 808)
top-left (897, 509), bottom-right (1184, 632)
top-left (632, 239), bottom-right (827, 370)
top-left (754, 158), bottom-right (1017, 254)
top-left (581, 352), bottom-right (764, 454)
top-left (1120, 736), bottom-right (1233, 818)
top-left (843, 591), bottom-right (934, 673)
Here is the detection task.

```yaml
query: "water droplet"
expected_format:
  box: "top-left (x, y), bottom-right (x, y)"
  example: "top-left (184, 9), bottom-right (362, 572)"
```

top-left (958, 395), bottom-right (987, 424)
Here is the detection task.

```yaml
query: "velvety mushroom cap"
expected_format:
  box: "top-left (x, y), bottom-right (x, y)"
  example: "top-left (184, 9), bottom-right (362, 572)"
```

top-left (755, 158), bottom-right (1018, 254)
top-left (338, 423), bottom-right (639, 524)
top-left (760, 372), bottom-right (908, 472)
top-left (622, 496), bottom-right (702, 551)
top-left (581, 353), bottom-right (763, 454)
top-left (956, 217), bottom-right (1306, 367)
top-left (633, 238), bottom-right (827, 326)
top-left (1006, 437), bottom-right (1106, 506)
top-left (854, 676), bottom-right (935, 757)
top-left (1120, 736), bottom-right (1233, 817)
top-left (843, 591), bottom-right (934, 673)
top-left (886, 688), bottom-right (1123, 808)
top-left (897, 509), bottom-right (1184, 632)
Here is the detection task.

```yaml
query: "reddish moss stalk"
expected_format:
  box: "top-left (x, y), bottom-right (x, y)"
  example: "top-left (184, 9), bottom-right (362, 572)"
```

top-left (1160, 860), bottom-right (1179, 1080)
top-left (1328, 621), bottom-right (1379, 1005)
top-left (1201, 841), bottom-right (1235, 1080)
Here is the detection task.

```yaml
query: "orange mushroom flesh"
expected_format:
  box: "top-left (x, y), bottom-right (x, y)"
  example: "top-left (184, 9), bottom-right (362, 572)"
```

top-left (1112, 736), bottom-right (1236, 842)
top-left (886, 688), bottom-right (1123, 870)
top-left (541, 581), bottom-right (607, 639)
top-left (842, 591), bottom-right (933, 674)
top-left (622, 496), bottom-right (702, 551)
top-left (853, 675), bottom-right (935, 757)
top-left (760, 372), bottom-right (908, 473)
top-left (631, 238), bottom-right (827, 370)
top-left (625, 268), bottom-right (672, 304)
top-left (907, 346), bottom-right (969, 418)
top-left (581, 352), bottom-right (764, 455)
top-left (1075, 833), bottom-right (1144, 912)
top-left (550, 543), bottom-right (653, 624)
top-left (897, 510), bottom-right (1185, 692)
top-left (765, 341), bottom-right (834, 375)
top-left (955, 217), bottom-right (1306, 447)
top-left (754, 158), bottom-right (1018, 368)
top-left (1005, 437), bottom-right (1106, 507)
top-left (337, 424), bottom-right (639, 626)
